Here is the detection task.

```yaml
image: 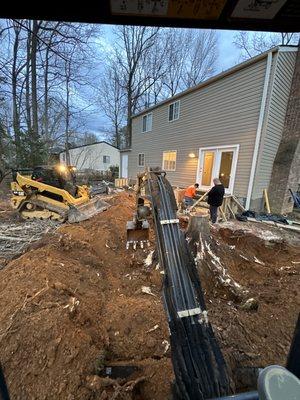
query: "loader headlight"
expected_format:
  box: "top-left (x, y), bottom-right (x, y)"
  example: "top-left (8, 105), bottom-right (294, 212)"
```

top-left (56, 164), bottom-right (67, 173)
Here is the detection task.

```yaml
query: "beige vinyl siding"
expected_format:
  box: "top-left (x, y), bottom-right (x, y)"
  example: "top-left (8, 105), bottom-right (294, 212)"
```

top-left (252, 51), bottom-right (296, 203)
top-left (130, 57), bottom-right (268, 199)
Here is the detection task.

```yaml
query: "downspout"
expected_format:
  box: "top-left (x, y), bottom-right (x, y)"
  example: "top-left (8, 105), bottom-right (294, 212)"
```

top-left (245, 52), bottom-right (273, 210)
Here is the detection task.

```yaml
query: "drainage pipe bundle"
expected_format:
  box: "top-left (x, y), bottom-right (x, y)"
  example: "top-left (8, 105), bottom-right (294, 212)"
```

top-left (146, 171), bottom-right (230, 400)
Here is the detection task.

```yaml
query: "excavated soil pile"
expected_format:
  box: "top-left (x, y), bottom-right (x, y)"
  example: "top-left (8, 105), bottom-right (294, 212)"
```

top-left (0, 193), bottom-right (299, 399)
top-left (0, 192), bottom-right (173, 400)
top-left (195, 221), bottom-right (300, 389)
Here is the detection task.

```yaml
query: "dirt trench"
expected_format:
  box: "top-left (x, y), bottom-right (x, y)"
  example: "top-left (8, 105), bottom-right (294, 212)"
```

top-left (0, 192), bottom-right (299, 399)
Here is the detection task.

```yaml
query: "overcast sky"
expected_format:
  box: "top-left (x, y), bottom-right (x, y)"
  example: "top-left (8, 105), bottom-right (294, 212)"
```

top-left (86, 27), bottom-right (243, 138)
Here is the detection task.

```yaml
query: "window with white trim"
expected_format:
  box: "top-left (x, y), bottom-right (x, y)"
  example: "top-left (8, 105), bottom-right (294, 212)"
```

top-left (168, 101), bottom-right (180, 122)
top-left (163, 151), bottom-right (177, 171)
top-left (138, 153), bottom-right (145, 167)
top-left (103, 155), bottom-right (110, 163)
top-left (142, 113), bottom-right (152, 133)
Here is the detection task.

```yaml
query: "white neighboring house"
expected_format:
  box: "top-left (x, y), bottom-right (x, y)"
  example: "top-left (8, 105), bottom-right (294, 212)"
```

top-left (59, 141), bottom-right (120, 172)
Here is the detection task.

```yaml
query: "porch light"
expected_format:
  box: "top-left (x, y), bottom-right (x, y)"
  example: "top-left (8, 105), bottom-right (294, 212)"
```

top-left (188, 152), bottom-right (196, 158)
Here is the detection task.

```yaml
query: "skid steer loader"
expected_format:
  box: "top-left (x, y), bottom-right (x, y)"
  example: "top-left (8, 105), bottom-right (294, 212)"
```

top-left (10, 164), bottom-right (109, 223)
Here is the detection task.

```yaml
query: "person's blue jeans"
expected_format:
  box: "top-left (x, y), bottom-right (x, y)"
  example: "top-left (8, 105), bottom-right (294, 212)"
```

top-left (184, 196), bottom-right (194, 207)
top-left (209, 205), bottom-right (218, 223)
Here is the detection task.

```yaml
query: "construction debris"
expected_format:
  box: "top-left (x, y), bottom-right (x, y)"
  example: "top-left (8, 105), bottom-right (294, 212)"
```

top-left (0, 219), bottom-right (59, 268)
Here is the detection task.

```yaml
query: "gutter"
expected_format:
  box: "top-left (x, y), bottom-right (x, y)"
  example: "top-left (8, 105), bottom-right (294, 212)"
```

top-left (245, 52), bottom-right (273, 210)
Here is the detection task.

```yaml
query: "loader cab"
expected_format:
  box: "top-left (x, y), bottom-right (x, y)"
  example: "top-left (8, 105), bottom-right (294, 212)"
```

top-left (31, 165), bottom-right (77, 197)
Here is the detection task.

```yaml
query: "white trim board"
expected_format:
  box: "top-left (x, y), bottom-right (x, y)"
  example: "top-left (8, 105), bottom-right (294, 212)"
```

top-left (245, 51), bottom-right (273, 209)
top-left (278, 47), bottom-right (298, 53)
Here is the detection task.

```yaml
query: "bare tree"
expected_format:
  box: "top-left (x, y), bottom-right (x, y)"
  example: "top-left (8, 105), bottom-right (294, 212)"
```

top-left (182, 29), bottom-right (218, 88)
top-left (234, 31), bottom-right (299, 60)
top-left (0, 19), bottom-right (102, 167)
top-left (161, 29), bottom-right (186, 97)
top-left (113, 26), bottom-right (160, 147)
top-left (98, 61), bottom-right (126, 148)
top-left (11, 21), bottom-right (23, 165)
top-left (98, 27), bottom-right (219, 145)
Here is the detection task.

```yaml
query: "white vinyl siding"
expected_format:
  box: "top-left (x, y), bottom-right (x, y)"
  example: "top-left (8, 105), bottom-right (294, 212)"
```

top-left (163, 151), bottom-right (177, 171)
top-left (60, 142), bottom-right (119, 172)
top-left (142, 113), bottom-right (152, 133)
top-left (169, 101), bottom-right (180, 121)
top-left (138, 153), bottom-right (145, 167)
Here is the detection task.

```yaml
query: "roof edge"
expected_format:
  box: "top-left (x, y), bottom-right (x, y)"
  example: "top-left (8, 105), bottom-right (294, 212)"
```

top-left (132, 45), bottom-right (297, 119)
top-left (58, 141), bottom-right (119, 153)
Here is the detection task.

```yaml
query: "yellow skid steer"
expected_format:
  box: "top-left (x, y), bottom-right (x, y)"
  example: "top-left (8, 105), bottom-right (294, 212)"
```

top-left (11, 165), bottom-right (109, 223)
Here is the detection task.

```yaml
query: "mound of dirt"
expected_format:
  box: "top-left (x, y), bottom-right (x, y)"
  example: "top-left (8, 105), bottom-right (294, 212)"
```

top-left (195, 221), bottom-right (300, 389)
top-left (0, 192), bottom-right (299, 399)
top-left (0, 192), bottom-right (173, 400)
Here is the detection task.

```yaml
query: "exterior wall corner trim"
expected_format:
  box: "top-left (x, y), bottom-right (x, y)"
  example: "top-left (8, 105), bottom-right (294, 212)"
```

top-left (245, 52), bottom-right (273, 209)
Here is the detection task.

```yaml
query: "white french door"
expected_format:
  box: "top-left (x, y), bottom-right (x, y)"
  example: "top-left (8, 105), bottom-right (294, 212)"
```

top-left (197, 145), bottom-right (239, 194)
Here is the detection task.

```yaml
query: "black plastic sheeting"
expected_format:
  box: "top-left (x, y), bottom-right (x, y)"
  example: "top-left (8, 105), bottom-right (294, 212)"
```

top-left (0, 363), bottom-right (10, 400)
top-left (146, 171), bottom-right (230, 400)
top-left (236, 211), bottom-right (289, 225)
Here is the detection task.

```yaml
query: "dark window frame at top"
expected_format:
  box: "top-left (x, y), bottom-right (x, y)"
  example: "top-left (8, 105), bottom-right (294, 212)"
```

top-left (138, 153), bottom-right (145, 167)
top-left (142, 113), bottom-right (153, 133)
top-left (168, 100), bottom-right (180, 122)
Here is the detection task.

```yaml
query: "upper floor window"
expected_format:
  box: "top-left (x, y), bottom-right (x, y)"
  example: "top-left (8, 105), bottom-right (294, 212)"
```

top-left (168, 101), bottom-right (180, 122)
top-left (103, 155), bottom-right (110, 163)
top-left (62, 153), bottom-right (66, 162)
top-left (163, 151), bottom-right (177, 171)
top-left (142, 113), bottom-right (152, 133)
top-left (138, 153), bottom-right (145, 167)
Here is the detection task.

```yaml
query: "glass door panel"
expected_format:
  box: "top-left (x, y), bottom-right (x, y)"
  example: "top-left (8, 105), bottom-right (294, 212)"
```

top-left (219, 151), bottom-right (233, 189)
top-left (201, 151), bottom-right (215, 186)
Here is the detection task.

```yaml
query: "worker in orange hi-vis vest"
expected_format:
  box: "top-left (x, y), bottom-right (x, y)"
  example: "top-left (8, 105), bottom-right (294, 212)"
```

top-left (184, 183), bottom-right (200, 207)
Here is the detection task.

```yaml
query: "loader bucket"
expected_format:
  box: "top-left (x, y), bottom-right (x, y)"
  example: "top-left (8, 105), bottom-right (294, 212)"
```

top-left (68, 197), bottom-right (110, 223)
top-left (126, 220), bottom-right (150, 249)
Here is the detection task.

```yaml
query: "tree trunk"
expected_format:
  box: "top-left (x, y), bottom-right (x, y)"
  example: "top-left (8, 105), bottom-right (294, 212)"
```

top-left (126, 86), bottom-right (132, 148)
top-left (12, 25), bottom-right (22, 166)
top-left (65, 62), bottom-right (71, 165)
top-left (31, 20), bottom-right (39, 151)
top-left (25, 22), bottom-right (32, 133)
top-left (44, 45), bottom-right (49, 139)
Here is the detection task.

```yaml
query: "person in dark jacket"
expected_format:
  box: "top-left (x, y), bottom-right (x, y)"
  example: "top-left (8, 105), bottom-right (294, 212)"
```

top-left (207, 178), bottom-right (225, 223)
